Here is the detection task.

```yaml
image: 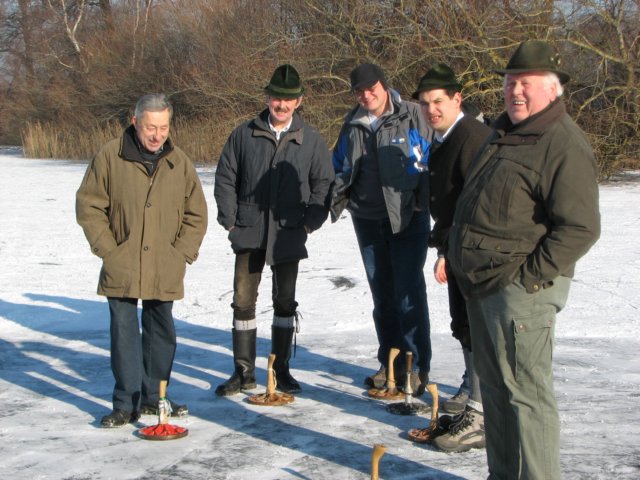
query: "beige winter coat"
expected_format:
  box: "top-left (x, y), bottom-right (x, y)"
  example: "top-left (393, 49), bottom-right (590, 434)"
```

top-left (76, 126), bottom-right (208, 301)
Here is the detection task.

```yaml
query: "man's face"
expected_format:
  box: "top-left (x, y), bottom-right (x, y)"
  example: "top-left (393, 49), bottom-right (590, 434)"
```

top-left (418, 89), bottom-right (462, 134)
top-left (132, 108), bottom-right (171, 153)
top-left (504, 72), bottom-right (557, 124)
top-left (353, 81), bottom-right (389, 117)
top-left (267, 96), bottom-right (302, 128)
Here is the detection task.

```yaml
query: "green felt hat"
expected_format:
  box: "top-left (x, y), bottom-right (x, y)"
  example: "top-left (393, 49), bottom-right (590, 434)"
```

top-left (264, 64), bottom-right (305, 99)
top-left (412, 63), bottom-right (462, 99)
top-left (495, 40), bottom-right (570, 84)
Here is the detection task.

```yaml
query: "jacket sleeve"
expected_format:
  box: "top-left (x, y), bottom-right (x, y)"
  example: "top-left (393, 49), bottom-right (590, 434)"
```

top-left (329, 123), bottom-right (353, 223)
top-left (75, 149), bottom-right (118, 258)
top-left (214, 133), bottom-right (239, 230)
top-left (304, 134), bottom-right (335, 231)
top-left (522, 123), bottom-right (601, 291)
top-left (174, 159), bottom-right (208, 264)
top-left (412, 108), bottom-right (432, 212)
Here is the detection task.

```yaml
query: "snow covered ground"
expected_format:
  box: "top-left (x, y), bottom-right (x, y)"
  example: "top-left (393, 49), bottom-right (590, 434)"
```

top-left (0, 149), bottom-right (639, 479)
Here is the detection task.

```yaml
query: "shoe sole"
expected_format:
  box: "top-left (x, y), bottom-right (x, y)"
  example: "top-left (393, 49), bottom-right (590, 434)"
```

top-left (101, 414), bottom-right (139, 428)
top-left (214, 382), bottom-right (257, 397)
top-left (101, 422), bottom-right (127, 428)
top-left (433, 437), bottom-right (485, 453)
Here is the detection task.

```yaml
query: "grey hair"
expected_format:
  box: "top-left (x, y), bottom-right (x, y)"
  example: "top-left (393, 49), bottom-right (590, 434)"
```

top-left (502, 72), bottom-right (564, 97)
top-left (134, 94), bottom-right (173, 119)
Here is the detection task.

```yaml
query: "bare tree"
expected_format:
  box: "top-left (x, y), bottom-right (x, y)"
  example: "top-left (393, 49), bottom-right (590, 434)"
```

top-left (1, 0), bottom-right (637, 171)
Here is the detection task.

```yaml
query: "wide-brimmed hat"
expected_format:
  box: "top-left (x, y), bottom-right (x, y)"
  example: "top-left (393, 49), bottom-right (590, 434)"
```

top-left (264, 64), bottom-right (305, 99)
top-left (350, 63), bottom-right (387, 90)
top-left (411, 63), bottom-right (462, 99)
top-left (495, 40), bottom-right (570, 84)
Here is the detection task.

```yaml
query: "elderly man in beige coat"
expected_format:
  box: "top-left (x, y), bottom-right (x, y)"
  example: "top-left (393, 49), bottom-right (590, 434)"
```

top-left (76, 94), bottom-right (208, 428)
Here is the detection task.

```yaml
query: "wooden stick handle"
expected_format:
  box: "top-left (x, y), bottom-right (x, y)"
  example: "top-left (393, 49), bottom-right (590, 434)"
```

top-left (159, 380), bottom-right (168, 399)
top-left (387, 348), bottom-right (400, 390)
top-left (265, 353), bottom-right (277, 395)
top-left (370, 443), bottom-right (386, 480)
top-left (427, 382), bottom-right (439, 424)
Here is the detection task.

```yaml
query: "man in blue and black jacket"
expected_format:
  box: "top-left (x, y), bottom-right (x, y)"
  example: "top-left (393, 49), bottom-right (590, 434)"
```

top-left (331, 63), bottom-right (432, 395)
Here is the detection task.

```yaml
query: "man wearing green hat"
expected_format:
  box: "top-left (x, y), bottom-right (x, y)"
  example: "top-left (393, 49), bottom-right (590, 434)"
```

top-left (214, 64), bottom-right (334, 396)
top-left (448, 41), bottom-right (600, 479)
top-left (412, 63), bottom-right (492, 453)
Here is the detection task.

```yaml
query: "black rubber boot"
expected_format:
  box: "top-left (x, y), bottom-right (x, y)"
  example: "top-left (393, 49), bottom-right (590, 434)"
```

top-left (271, 326), bottom-right (301, 393)
top-left (215, 328), bottom-right (257, 396)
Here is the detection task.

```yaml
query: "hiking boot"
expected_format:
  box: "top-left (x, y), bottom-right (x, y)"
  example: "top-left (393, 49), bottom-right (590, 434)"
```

top-left (432, 406), bottom-right (485, 453)
top-left (100, 409), bottom-right (140, 428)
top-left (438, 412), bottom-right (464, 431)
top-left (364, 365), bottom-right (386, 389)
top-left (140, 399), bottom-right (188, 417)
top-left (443, 388), bottom-right (469, 414)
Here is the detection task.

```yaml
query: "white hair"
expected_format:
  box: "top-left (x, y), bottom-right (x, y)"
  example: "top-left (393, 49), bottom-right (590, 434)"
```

top-left (544, 72), bottom-right (564, 97)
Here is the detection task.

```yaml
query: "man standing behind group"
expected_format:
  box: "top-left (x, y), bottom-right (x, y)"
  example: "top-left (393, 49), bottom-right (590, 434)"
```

top-left (413, 63), bottom-right (492, 452)
top-left (448, 41), bottom-right (600, 479)
top-left (214, 64), bottom-right (334, 396)
top-left (331, 63), bottom-right (432, 394)
top-left (76, 94), bottom-right (208, 427)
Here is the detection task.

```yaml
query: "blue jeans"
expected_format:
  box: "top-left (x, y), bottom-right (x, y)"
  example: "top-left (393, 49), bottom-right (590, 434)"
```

top-left (107, 298), bottom-right (176, 412)
top-left (352, 211), bottom-right (431, 372)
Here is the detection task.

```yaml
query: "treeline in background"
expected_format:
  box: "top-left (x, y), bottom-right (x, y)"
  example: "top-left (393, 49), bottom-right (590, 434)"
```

top-left (1, 0), bottom-right (638, 178)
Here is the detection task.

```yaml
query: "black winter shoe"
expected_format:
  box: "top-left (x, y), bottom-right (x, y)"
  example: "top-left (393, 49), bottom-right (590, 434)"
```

top-left (100, 409), bottom-right (140, 428)
top-left (215, 328), bottom-right (257, 396)
top-left (216, 328), bottom-right (257, 397)
top-left (275, 369), bottom-right (301, 394)
top-left (271, 325), bottom-right (301, 394)
top-left (215, 371), bottom-right (257, 396)
top-left (140, 399), bottom-right (188, 417)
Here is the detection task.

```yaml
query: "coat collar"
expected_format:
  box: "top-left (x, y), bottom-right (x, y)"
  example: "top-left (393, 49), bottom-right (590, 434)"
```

top-left (252, 109), bottom-right (304, 144)
top-left (119, 125), bottom-right (175, 162)
top-left (491, 98), bottom-right (566, 146)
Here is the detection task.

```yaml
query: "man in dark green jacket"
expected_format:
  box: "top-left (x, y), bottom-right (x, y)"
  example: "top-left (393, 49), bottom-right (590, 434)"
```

top-left (448, 41), bottom-right (600, 479)
top-left (76, 94), bottom-right (208, 427)
top-left (214, 64), bottom-right (334, 396)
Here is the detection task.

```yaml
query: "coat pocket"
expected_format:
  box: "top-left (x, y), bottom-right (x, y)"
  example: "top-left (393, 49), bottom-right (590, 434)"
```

top-left (235, 202), bottom-right (261, 227)
top-left (156, 244), bottom-right (186, 295)
top-left (100, 239), bottom-right (132, 290)
top-left (229, 202), bottom-right (264, 251)
top-left (461, 230), bottom-right (531, 281)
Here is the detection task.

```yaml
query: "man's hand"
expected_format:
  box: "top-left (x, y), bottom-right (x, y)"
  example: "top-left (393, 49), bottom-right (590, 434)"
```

top-left (434, 257), bottom-right (448, 284)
